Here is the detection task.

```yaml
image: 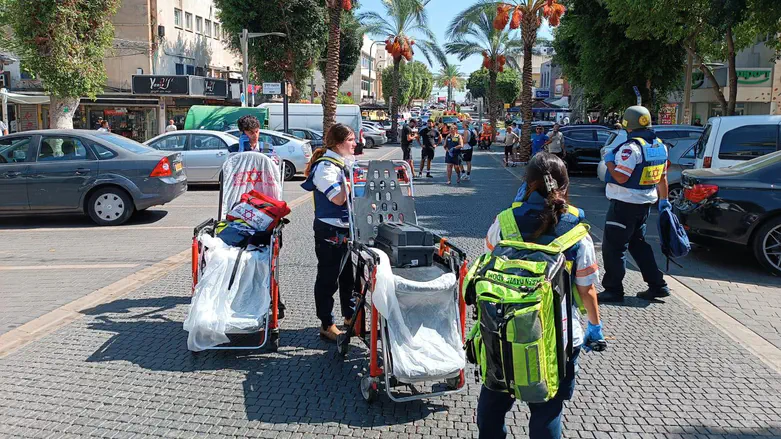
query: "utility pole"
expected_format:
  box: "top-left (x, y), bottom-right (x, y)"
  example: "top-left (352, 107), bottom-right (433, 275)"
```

top-left (682, 50), bottom-right (693, 124)
top-left (240, 29), bottom-right (286, 108)
top-left (310, 75), bottom-right (315, 103)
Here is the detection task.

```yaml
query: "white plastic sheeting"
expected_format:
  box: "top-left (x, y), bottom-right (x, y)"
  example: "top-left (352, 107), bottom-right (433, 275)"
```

top-left (220, 152), bottom-right (282, 220)
top-left (184, 235), bottom-right (271, 351)
top-left (370, 249), bottom-right (466, 383)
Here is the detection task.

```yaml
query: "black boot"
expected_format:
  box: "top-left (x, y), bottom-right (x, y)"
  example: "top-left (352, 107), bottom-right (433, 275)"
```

top-left (597, 291), bottom-right (625, 303)
top-left (637, 285), bottom-right (671, 300)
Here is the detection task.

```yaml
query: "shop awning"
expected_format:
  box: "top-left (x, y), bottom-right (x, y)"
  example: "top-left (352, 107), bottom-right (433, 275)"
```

top-left (0, 89), bottom-right (50, 105)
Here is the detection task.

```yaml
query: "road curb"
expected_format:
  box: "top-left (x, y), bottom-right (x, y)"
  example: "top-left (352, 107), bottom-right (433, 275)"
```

top-left (0, 146), bottom-right (402, 359)
top-left (486, 151), bottom-right (781, 374)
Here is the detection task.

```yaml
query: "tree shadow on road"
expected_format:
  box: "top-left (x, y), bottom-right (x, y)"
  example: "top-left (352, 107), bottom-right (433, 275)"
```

top-left (670, 425), bottom-right (781, 438)
top-left (81, 294), bottom-right (447, 428)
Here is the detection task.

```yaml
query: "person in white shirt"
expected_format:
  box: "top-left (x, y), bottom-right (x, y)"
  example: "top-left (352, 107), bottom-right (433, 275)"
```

top-left (97, 120), bottom-right (110, 133)
top-left (0, 120), bottom-right (8, 136)
top-left (544, 123), bottom-right (565, 159)
top-left (165, 120), bottom-right (178, 132)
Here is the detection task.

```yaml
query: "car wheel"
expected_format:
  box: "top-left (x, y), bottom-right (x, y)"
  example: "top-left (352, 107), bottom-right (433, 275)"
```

top-left (366, 138), bottom-right (375, 148)
top-left (87, 187), bottom-right (135, 226)
top-left (283, 160), bottom-right (296, 181)
top-left (668, 184), bottom-right (683, 205)
top-left (752, 217), bottom-right (781, 276)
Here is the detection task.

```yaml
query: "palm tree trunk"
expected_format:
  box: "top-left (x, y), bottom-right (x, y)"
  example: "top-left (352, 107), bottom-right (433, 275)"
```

top-left (322, 5), bottom-right (341, 136)
top-left (488, 69), bottom-right (498, 140)
top-left (726, 25), bottom-right (737, 115)
top-left (520, 16), bottom-right (537, 162)
top-left (448, 84), bottom-right (452, 104)
top-left (390, 57), bottom-right (401, 142)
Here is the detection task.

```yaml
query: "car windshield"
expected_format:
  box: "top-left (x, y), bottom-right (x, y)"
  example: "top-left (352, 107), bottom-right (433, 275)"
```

top-left (727, 150), bottom-right (781, 172)
top-left (98, 133), bottom-right (155, 154)
top-left (311, 131), bottom-right (323, 140)
top-left (695, 123), bottom-right (712, 159)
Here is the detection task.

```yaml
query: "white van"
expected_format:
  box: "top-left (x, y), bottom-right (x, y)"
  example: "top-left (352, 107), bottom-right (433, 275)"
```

top-left (694, 115), bottom-right (781, 169)
top-left (257, 103), bottom-right (364, 146)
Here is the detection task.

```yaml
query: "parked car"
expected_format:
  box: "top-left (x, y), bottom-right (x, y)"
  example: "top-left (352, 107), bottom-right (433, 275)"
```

top-left (694, 115), bottom-right (781, 169)
top-left (285, 127), bottom-right (324, 148)
top-left (360, 123), bottom-right (388, 148)
top-left (145, 130), bottom-right (238, 184)
top-left (257, 103), bottom-right (365, 150)
top-left (0, 130), bottom-right (186, 226)
top-left (223, 129), bottom-right (312, 181)
top-left (675, 150), bottom-right (781, 275)
top-left (598, 125), bottom-right (704, 183)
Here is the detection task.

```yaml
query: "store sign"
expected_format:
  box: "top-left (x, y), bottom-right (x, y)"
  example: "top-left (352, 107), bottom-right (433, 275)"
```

top-left (535, 90), bottom-right (550, 99)
top-left (658, 104), bottom-right (677, 125)
top-left (132, 75), bottom-right (189, 95)
top-left (263, 82), bottom-right (282, 95)
top-left (736, 68), bottom-right (772, 86)
top-left (104, 108), bottom-right (128, 116)
top-left (18, 105), bottom-right (38, 131)
top-left (191, 77), bottom-right (228, 98)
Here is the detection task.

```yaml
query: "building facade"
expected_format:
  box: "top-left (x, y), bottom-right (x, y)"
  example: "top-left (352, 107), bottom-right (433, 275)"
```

top-left (1, 0), bottom-right (242, 141)
top-left (312, 35), bottom-right (386, 104)
top-left (666, 41), bottom-right (779, 123)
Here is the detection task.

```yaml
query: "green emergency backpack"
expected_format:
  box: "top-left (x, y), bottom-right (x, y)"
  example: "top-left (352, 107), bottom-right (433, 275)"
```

top-left (463, 211), bottom-right (589, 403)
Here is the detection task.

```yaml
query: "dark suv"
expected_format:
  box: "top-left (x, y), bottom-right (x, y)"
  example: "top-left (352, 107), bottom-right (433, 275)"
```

top-left (559, 126), bottom-right (614, 170)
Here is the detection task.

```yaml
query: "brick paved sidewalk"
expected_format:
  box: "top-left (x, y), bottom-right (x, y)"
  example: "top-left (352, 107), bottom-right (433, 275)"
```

top-left (1, 149), bottom-right (780, 439)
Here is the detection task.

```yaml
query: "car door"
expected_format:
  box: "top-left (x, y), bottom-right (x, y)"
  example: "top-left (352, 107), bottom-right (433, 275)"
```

top-left (712, 123), bottom-right (779, 168)
top-left (27, 135), bottom-right (99, 211)
top-left (187, 134), bottom-right (229, 183)
top-left (0, 135), bottom-right (35, 212)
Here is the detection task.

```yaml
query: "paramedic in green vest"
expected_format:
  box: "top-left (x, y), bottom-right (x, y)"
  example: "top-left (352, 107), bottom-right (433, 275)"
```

top-left (599, 106), bottom-right (670, 303)
top-left (301, 124), bottom-right (356, 342)
top-left (478, 153), bottom-right (606, 439)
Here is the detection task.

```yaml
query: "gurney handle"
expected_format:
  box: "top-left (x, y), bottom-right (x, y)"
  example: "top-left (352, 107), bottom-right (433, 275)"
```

top-left (433, 233), bottom-right (467, 259)
top-left (193, 218), bottom-right (216, 236)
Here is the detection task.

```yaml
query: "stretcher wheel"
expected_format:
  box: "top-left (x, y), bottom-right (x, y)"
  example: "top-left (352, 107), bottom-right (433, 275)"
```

top-left (336, 333), bottom-right (349, 357)
top-left (361, 376), bottom-right (379, 403)
top-left (268, 331), bottom-right (280, 352)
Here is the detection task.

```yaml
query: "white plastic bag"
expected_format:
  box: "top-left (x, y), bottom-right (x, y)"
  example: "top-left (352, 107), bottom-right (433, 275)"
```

top-left (183, 235), bottom-right (271, 351)
top-left (370, 250), bottom-right (466, 383)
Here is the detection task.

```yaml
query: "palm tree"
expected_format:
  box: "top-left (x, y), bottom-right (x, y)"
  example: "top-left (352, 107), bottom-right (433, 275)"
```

top-left (435, 62), bottom-right (465, 104)
top-left (360, 0), bottom-right (444, 142)
top-left (491, 0), bottom-right (567, 160)
top-left (446, 2), bottom-right (522, 141)
top-left (323, 0), bottom-right (354, 135)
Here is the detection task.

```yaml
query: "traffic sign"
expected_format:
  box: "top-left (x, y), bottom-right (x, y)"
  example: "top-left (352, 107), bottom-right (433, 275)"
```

top-left (633, 86), bottom-right (642, 106)
top-left (240, 93), bottom-right (246, 104)
top-left (263, 82), bottom-right (282, 95)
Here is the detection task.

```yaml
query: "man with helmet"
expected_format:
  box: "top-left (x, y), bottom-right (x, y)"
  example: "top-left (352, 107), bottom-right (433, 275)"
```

top-left (598, 106), bottom-right (671, 303)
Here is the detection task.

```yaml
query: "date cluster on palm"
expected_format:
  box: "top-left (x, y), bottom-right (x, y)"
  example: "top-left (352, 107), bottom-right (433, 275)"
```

top-left (384, 35), bottom-right (415, 61)
top-left (482, 52), bottom-right (506, 72)
top-left (493, 0), bottom-right (566, 30)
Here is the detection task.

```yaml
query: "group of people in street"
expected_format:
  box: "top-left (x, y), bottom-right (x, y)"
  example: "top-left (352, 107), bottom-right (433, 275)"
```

top-left (292, 103), bottom-right (671, 438)
top-left (400, 118), bottom-right (477, 184)
top-left (503, 122), bottom-right (565, 166)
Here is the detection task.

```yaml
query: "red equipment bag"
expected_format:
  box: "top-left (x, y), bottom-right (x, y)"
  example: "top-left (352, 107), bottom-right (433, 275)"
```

top-left (226, 190), bottom-right (291, 232)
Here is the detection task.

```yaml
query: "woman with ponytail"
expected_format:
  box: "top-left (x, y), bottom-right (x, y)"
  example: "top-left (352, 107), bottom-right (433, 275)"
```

top-left (477, 152), bottom-right (606, 439)
top-left (300, 124), bottom-right (357, 341)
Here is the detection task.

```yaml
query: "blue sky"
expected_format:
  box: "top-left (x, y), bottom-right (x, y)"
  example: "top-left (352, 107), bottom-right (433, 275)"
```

top-left (357, 0), bottom-right (553, 99)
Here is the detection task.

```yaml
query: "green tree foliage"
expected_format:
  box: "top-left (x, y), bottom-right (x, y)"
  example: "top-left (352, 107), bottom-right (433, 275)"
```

top-left (602, 0), bottom-right (781, 115)
top-left (553, 0), bottom-right (685, 114)
top-left (337, 92), bottom-right (356, 104)
top-left (2, 0), bottom-right (120, 128)
top-left (216, 0), bottom-right (327, 99)
top-left (318, 12), bottom-right (363, 87)
top-left (380, 61), bottom-right (433, 107)
top-left (466, 68), bottom-right (522, 107)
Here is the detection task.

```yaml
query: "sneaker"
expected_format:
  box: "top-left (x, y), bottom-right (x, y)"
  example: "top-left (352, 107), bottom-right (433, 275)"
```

top-left (319, 324), bottom-right (343, 342)
top-left (426, 173), bottom-right (433, 178)
top-left (597, 291), bottom-right (625, 303)
top-left (464, 175), bottom-right (471, 181)
top-left (637, 286), bottom-right (671, 300)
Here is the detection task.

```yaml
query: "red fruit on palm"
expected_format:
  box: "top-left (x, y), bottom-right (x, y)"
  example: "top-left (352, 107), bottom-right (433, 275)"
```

top-left (510, 8), bottom-right (521, 29)
top-left (543, 5), bottom-right (552, 17)
top-left (493, 4), bottom-right (511, 29)
top-left (553, 3), bottom-right (566, 14)
top-left (341, 0), bottom-right (351, 11)
top-left (549, 14), bottom-right (560, 26)
top-left (547, 0), bottom-right (553, 6)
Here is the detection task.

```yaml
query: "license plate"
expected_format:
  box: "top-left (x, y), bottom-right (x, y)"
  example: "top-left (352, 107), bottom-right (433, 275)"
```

top-left (174, 162), bottom-right (183, 172)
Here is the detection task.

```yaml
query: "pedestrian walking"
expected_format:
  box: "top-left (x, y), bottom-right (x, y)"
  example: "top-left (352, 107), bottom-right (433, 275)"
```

top-left (599, 105), bottom-right (671, 303)
top-left (692, 117), bottom-right (702, 127)
top-left (94, 116), bottom-right (104, 130)
top-left (531, 126), bottom-right (549, 157)
top-left (300, 124), bottom-right (356, 341)
top-left (503, 126), bottom-right (519, 167)
top-left (476, 152), bottom-right (606, 439)
top-left (444, 123), bottom-right (463, 184)
top-left (0, 119), bottom-right (8, 136)
top-left (417, 119), bottom-right (440, 178)
top-left (97, 120), bottom-right (110, 133)
top-left (165, 119), bottom-right (178, 132)
top-left (461, 120), bottom-right (477, 181)
top-left (401, 119), bottom-right (417, 176)
top-left (544, 123), bottom-right (565, 160)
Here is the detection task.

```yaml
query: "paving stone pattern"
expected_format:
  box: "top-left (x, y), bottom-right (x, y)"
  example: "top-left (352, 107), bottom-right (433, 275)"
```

top-left (1, 149), bottom-right (780, 438)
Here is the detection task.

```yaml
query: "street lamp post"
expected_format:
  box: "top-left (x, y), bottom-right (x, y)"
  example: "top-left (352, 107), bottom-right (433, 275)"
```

top-left (240, 29), bottom-right (286, 107)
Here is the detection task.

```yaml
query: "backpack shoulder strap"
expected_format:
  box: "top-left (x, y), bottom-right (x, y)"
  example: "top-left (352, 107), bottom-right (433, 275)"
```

top-left (549, 223), bottom-right (590, 252)
top-left (316, 156), bottom-right (345, 168)
top-left (497, 208), bottom-right (523, 242)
